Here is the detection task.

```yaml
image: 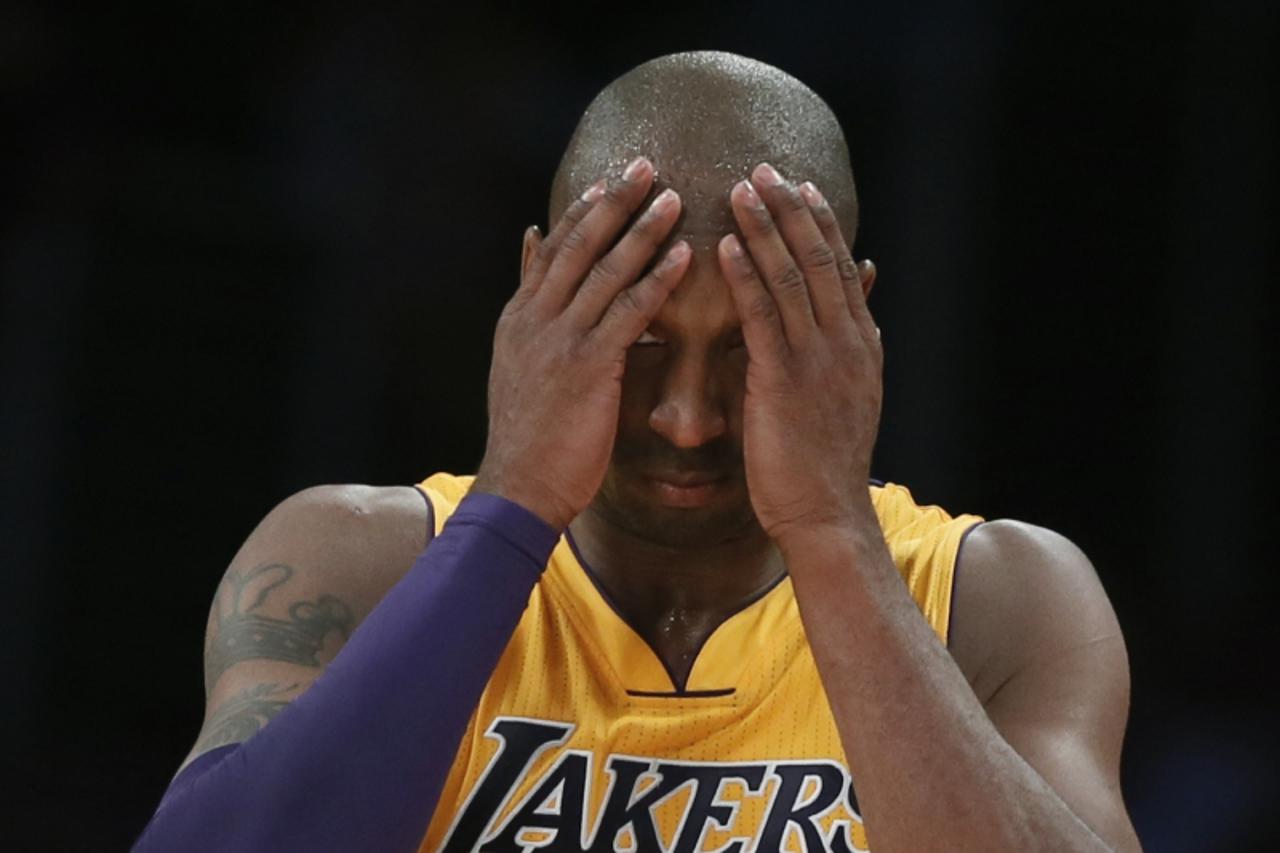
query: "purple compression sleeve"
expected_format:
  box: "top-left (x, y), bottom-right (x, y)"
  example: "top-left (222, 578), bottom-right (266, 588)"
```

top-left (134, 492), bottom-right (559, 853)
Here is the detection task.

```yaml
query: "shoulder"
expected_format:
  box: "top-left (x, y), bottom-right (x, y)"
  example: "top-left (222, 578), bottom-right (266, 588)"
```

top-left (957, 519), bottom-right (1101, 598)
top-left (256, 483), bottom-right (432, 557)
top-left (182, 484), bottom-right (432, 770)
top-left (234, 483), bottom-right (432, 611)
top-left (200, 483), bottom-right (431, 698)
top-left (264, 483), bottom-right (431, 533)
top-left (949, 519), bottom-right (1125, 702)
top-left (948, 521), bottom-right (1140, 851)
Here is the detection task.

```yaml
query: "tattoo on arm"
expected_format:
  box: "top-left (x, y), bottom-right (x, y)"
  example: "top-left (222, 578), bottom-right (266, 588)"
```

top-left (192, 681), bottom-right (299, 754)
top-left (205, 562), bottom-right (354, 691)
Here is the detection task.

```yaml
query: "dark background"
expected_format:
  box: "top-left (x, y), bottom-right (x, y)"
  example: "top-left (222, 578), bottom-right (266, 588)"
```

top-left (3, 1), bottom-right (1276, 850)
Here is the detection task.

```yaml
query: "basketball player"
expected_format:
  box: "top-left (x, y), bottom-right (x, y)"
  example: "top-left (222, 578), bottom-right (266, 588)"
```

top-left (135, 52), bottom-right (1142, 852)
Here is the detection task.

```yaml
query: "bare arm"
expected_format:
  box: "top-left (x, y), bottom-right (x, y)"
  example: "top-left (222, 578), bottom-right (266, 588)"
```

top-left (136, 486), bottom-right (560, 853)
top-left (715, 162), bottom-right (1140, 851)
top-left (950, 519), bottom-right (1141, 851)
top-left (780, 517), bottom-right (1142, 852)
top-left (179, 483), bottom-right (429, 773)
top-left (137, 156), bottom-right (691, 853)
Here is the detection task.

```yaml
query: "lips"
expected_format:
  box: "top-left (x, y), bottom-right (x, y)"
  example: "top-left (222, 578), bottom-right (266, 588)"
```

top-left (645, 470), bottom-right (729, 488)
top-left (639, 470), bottom-right (733, 509)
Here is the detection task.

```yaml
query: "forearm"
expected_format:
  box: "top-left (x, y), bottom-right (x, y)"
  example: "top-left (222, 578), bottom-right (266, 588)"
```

top-left (134, 493), bottom-right (558, 853)
top-left (780, 519), bottom-right (1111, 853)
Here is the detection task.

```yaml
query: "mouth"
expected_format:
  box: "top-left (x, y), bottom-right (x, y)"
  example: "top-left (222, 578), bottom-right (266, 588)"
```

top-left (642, 470), bottom-right (732, 508)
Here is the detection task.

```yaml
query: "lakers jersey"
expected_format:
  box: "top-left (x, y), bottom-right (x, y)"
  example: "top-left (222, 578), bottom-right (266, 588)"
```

top-left (414, 473), bottom-right (983, 853)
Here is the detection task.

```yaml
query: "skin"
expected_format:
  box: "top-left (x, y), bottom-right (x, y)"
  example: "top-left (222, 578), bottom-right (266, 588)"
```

top-left (708, 165), bottom-right (1141, 852)
top-left (176, 75), bottom-right (1141, 852)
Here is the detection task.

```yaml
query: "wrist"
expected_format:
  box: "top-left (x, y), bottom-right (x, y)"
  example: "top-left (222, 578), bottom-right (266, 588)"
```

top-left (772, 501), bottom-right (883, 561)
top-left (450, 491), bottom-right (564, 568)
top-left (470, 469), bottom-right (575, 531)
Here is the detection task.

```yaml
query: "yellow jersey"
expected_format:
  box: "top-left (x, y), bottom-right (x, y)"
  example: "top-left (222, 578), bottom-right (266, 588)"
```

top-left (415, 472), bottom-right (983, 853)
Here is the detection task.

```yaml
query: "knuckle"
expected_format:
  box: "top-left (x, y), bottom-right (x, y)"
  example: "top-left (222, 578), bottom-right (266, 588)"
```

top-left (591, 253), bottom-right (622, 284)
top-left (543, 201), bottom-right (589, 250)
top-left (559, 226), bottom-right (589, 256)
top-left (837, 257), bottom-right (860, 284)
top-left (565, 333), bottom-right (592, 362)
top-left (503, 289), bottom-right (531, 316)
top-left (771, 264), bottom-right (807, 294)
top-left (534, 235), bottom-right (557, 264)
top-left (746, 294), bottom-right (780, 324)
top-left (802, 242), bottom-right (837, 270)
top-left (613, 284), bottom-right (646, 316)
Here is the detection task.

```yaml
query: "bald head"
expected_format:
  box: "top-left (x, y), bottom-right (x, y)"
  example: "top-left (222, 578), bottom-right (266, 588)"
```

top-left (550, 51), bottom-right (858, 249)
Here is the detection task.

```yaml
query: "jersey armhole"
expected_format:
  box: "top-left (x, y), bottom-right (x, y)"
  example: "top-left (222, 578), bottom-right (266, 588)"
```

top-left (412, 484), bottom-right (438, 546)
top-left (946, 520), bottom-right (987, 648)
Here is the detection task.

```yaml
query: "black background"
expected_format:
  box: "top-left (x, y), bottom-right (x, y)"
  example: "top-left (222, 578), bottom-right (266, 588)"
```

top-left (3, 1), bottom-right (1277, 850)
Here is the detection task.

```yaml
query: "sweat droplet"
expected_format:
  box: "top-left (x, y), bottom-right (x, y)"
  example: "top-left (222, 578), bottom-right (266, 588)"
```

top-left (548, 51), bottom-right (858, 252)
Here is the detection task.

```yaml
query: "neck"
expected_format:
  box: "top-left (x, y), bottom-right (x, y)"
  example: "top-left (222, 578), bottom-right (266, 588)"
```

top-left (567, 502), bottom-right (785, 689)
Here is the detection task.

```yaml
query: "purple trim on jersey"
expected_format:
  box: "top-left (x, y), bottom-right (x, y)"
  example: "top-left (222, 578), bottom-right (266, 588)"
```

top-left (564, 525), bottom-right (786, 693)
top-left (679, 569), bottom-right (787, 686)
top-left (134, 492), bottom-right (558, 853)
top-left (947, 520), bottom-right (987, 649)
top-left (413, 483), bottom-right (437, 545)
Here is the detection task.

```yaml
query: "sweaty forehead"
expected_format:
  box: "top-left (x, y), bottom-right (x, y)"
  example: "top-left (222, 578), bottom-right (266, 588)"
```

top-left (653, 248), bottom-right (742, 338)
top-left (549, 52), bottom-right (859, 248)
top-left (656, 163), bottom-right (747, 253)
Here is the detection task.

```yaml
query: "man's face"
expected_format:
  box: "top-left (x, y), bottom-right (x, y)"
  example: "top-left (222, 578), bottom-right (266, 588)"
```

top-left (590, 244), bottom-right (763, 548)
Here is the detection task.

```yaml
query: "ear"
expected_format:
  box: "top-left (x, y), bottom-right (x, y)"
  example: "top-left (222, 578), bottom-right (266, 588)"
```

top-left (857, 259), bottom-right (877, 301)
top-left (521, 225), bottom-right (542, 279)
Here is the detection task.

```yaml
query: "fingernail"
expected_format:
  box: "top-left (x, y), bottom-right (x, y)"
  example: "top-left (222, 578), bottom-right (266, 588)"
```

top-left (721, 234), bottom-right (745, 258)
top-left (666, 241), bottom-right (690, 264)
top-left (753, 162), bottom-right (782, 188)
top-left (649, 188), bottom-right (678, 215)
top-left (800, 181), bottom-right (825, 207)
top-left (624, 156), bottom-right (649, 182)
top-left (581, 180), bottom-right (605, 203)
top-left (737, 180), bottom-right (763, 208)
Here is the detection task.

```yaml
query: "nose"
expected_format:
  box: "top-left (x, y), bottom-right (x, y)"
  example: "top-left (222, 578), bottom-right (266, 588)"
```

top-left (647, 354), bottom-right (728, 449)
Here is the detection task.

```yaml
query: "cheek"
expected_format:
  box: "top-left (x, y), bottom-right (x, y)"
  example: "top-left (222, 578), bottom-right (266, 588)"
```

top-left (617, 352), bottom-right (663, 431)
top-left (724, 351), bottom-right (748, 433)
